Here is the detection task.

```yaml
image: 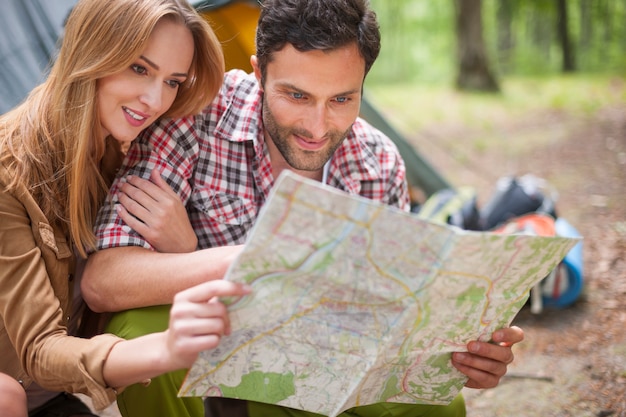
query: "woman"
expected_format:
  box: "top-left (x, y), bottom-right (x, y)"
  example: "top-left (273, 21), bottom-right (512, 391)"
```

top-left (0, 0), bottom-right (248, 415)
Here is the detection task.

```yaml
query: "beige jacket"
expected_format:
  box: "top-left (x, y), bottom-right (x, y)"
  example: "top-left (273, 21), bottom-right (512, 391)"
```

top-left (0, 138), bottom-right (124, 410)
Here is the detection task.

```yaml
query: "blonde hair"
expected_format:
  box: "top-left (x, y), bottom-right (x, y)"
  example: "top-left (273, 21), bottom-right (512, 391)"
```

top-left (0, 0), bottom-right (224, 257)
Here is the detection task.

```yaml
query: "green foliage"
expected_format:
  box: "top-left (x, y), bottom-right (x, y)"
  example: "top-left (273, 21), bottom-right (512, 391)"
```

top-left (368, 0), bottom-right (456, 84)
top-left (366, 0), bottom-right (626, 86)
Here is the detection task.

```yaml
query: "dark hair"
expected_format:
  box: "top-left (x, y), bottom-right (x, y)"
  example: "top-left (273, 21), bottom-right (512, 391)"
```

top-left (255, 0), bottom-right (380, 82)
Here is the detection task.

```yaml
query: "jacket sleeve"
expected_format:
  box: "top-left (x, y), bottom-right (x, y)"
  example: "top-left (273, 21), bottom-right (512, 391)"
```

top-left (0, 185), bottom-right (124, 410)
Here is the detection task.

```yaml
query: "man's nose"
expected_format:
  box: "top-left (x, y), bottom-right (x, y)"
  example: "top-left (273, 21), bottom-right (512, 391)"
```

top-left (306, 103), bottom-right (329, 139)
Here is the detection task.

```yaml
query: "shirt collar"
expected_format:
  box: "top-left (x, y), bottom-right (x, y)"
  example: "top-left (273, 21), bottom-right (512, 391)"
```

top-left (326, 125), bottom-right (382, 194)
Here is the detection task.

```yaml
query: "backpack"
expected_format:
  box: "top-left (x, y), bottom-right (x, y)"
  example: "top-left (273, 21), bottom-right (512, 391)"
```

top-left (493, 213), bottom-right (584, 312)
top-left (413, 186), bottom-right (481, 230)
top-left (479, 174), bottom-right (557, 231)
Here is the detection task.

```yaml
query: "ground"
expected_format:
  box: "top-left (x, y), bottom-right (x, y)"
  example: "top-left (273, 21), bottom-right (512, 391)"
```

top-left (404, 96), bottom-right (626, 416)
top-left (83, 85), bottom-right (626, 417)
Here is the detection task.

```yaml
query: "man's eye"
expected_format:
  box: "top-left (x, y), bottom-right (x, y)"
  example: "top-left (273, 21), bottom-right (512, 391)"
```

top-left (291, 92), bottom-right (304, 99)
top-left (131, 64), bottom-right (147, 75)
top-left (335, 96), bottom-right (348, 103)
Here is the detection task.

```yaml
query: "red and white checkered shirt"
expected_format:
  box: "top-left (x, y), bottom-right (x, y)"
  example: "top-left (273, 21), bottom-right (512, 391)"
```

top-left (95, 70), bottom-right (409, 251)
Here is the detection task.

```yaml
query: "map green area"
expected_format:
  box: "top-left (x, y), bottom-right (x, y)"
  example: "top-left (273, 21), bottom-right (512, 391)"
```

top-left (180, 171), bottom-right (578, 417)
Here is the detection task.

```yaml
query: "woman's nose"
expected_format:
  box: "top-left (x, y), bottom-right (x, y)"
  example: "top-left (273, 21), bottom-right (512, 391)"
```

top-left (139, 82), bottom-right (163, 112)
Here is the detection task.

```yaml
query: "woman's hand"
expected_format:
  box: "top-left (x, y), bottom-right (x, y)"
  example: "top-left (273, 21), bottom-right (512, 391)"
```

top-left (102, 280), bottom-right (252, 389)
top-left (166, 280), bottom-right (252, 369)
top-left (116, 168), bottom-right (197, 253)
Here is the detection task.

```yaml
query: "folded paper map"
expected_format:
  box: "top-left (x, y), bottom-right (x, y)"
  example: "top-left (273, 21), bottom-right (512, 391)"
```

top-left (180, 171), bottom-right (578, 416)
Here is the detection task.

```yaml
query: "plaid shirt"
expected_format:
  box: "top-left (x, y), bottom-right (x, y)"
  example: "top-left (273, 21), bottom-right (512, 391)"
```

top-left (95, 70), bottom-right (409, 251)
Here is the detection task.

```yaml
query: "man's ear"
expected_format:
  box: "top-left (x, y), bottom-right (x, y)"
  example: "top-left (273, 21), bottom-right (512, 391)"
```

top-left (250, 55), bottom-right (262, 89)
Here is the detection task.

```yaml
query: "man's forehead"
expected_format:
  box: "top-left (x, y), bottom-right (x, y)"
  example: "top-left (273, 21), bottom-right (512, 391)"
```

top-left (264, 43), bottom-right (365, 93)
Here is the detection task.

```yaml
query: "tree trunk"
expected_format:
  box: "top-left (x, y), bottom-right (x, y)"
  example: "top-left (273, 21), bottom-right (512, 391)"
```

top-left (530, 7), bottom-right (552, 64)
top-left (579, 0), bottom-right (592, 52)
top-left (496, 0), bottom-right (514, 73)
top-left (454, 0), bottom-right (499, 92)
top-left (556, 0), bottom-right (575, 72)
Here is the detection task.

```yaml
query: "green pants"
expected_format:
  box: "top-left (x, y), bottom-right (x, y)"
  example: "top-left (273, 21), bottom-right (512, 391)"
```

top-left (248, 396), bottom-right (465, 417)
top-left (107, 307), bottom-right (466, 417)
top-left (107, 305), bottom-right (204, 417)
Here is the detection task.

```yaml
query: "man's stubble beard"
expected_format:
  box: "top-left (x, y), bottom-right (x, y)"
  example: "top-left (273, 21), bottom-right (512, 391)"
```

top-left (262, 96), bottom-right (351, 172)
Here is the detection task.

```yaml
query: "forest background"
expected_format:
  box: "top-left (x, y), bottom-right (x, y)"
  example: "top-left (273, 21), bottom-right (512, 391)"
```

top-left (368, 0), bottom-right (625, 84)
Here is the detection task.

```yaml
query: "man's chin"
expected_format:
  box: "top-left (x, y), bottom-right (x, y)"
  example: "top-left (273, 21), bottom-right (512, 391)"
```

top-left (286, 161), bottom-right (327, 174)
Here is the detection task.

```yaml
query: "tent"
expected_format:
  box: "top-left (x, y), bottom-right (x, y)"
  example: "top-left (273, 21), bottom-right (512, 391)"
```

top-left (0, 0), bottom-right (75, 113)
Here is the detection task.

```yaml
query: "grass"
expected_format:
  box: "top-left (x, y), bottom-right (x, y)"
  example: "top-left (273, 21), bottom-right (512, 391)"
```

top-left (365, 74), bottom-right (626, 136)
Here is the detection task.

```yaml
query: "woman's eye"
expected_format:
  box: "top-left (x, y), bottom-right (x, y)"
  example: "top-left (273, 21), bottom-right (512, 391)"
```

top-left (166, 80), bottom-right (182, 88)
top-left (131, 64), bottom-right (147, 75)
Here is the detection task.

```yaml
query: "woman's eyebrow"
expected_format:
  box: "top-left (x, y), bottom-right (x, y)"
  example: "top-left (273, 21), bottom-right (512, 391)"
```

top-left (140, 55), bottom-right (188, 77)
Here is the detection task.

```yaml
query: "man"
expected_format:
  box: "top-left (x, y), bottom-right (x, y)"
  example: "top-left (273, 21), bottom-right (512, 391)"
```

top-left (82, 0), bottom-right (523, 416)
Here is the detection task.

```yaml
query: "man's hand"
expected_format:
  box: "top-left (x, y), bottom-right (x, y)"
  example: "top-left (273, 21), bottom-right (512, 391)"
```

top-left (451, 326), bottom-right (524, 389)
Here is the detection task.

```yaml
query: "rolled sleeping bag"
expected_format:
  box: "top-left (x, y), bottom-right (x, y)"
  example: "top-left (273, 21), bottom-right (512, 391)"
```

top-left (542, 217), bottom-right (584, 308)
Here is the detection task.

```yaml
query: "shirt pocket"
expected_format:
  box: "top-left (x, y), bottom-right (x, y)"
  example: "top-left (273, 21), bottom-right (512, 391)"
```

top-left (37, 222), bottom-right (73, 314)
top-left (38, 222), bottom-right (72, 260)
top-left (190, 189), bottom-right (257, 227)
